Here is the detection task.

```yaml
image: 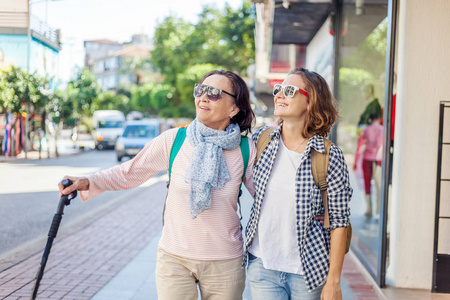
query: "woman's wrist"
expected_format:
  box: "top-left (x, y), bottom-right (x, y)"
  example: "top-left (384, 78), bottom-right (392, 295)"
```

top-left (326, 274), bottom-right (341, 285)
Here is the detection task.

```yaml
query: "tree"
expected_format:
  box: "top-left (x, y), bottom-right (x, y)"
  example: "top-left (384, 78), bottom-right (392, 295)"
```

top-left (68, 68), bottom-right (100, 117)
top-left (0, 66), bottom-right (45, 114)
top-left (151, 16), bottom-right (198, 86)
top-left (50, 87), bottom-right (76, 125)
top-left (193, 2), bottom-right (255, 74)
top-left (151, 1), bottom-right (255, 81)
top-left (130, 82), bottom-right (175, 116)
top-left (94, 90), bottom-right (130, 114)
top-left (119, 56), bottom-right (155, 86)
top-left (149, 1), bottom-right (255, 117)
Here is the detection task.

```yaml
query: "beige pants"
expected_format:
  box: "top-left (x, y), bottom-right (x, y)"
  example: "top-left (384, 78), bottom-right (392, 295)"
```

top-left (155, 247), bottom-right (245, 300)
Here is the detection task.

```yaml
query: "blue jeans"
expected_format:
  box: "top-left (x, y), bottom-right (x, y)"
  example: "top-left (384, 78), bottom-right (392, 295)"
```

top-left (247, 256), bottom-right (324, 300)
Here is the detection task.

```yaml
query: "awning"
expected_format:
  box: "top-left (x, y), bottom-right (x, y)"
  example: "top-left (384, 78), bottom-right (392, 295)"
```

top-left (272, 0), bottom-right (334, 45)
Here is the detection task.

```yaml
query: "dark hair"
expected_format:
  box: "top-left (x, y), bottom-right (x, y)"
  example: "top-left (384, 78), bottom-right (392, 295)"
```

top-left (287, 68), bottom-right (339, 138)
top-left (369, 113), bottom-right (381, 122)
top-left (200, 70), bottom-right (254, 134)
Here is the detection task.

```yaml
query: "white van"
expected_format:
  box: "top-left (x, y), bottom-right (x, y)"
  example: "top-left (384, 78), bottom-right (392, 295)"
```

top-left (92, 110), bottom-right (125, 150)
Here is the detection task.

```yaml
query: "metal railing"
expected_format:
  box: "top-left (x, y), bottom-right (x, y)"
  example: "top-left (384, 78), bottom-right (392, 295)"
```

top-left (30, 15), bottom-right (59, 45)
top-left (432, 101), bottom-right (450, 294)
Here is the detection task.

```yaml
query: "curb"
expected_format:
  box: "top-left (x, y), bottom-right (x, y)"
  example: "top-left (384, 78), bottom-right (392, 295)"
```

top-left (0, 148), bottom-right (87, 163)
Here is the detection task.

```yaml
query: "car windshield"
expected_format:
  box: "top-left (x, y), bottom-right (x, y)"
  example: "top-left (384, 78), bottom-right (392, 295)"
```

top-left (123, 125), bottom-right (157, 138)
top-left (98, 120), bottom-right (123, 128)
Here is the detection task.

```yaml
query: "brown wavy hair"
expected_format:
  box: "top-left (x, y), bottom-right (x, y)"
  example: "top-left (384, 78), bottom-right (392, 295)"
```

top-left (200, 70), bottom-right (254, 135)
top-left (287, 68), bottom-right (339, 138)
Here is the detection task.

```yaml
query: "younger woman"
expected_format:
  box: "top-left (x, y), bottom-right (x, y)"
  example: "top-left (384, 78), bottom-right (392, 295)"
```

top-left (245, 68), bottom-right (352, 300)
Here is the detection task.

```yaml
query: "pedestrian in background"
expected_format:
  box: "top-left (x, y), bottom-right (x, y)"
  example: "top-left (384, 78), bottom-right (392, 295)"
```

top-left (353, 112), bottom-right (383, 218)
top-left (244, 68), bottom-right (352, 300)
top-left (59, 70), bottom-right (255, 300)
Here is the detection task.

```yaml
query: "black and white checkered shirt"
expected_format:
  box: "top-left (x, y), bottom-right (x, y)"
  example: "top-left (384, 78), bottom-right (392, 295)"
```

top-left (244, 125), bottom-right (352, 291)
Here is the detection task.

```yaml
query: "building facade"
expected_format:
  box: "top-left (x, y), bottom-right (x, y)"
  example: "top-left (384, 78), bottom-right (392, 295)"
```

top-left (0, 0), bottom-right (62, 157)
top-left (84, 36), bottom-right (153, 90)
top-left (0, 0), bottom-right (61, 87)
top-left (253, 0), bottom-right (450, 295)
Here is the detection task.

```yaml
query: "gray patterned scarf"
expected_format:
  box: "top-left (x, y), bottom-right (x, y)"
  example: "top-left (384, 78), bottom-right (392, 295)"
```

top-left (186, 118), bottom-right (241, 218)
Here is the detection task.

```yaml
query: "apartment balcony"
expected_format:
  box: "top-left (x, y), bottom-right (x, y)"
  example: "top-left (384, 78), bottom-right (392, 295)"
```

top-left (29, 15), bottom-right (61, 51)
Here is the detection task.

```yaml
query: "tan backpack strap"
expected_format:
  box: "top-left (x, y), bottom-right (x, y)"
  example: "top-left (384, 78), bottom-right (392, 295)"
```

top-left (256, 127), bottom-right (276, 164)
top-left (311, 138), bottom-right (333, 228)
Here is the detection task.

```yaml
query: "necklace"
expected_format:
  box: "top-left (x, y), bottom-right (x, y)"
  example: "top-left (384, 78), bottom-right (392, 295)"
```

top-left (293, 137), bottom-right (307, 152)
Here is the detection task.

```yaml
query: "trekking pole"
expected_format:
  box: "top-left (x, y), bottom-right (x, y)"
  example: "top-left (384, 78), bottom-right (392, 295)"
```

top-left (30, 179), bottom-right (78, 300)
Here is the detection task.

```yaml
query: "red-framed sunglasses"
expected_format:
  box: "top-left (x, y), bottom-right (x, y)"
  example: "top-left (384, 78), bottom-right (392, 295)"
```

top-left (273, 84), bottom-right (309, 98)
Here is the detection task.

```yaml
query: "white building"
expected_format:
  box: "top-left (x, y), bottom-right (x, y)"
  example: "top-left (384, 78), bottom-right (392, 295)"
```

top-left (84, 36), bottom-right (153, 90)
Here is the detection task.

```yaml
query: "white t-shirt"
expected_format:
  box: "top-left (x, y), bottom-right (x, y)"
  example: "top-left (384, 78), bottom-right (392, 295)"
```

top-left (250, 137), bottom-right (305, 275)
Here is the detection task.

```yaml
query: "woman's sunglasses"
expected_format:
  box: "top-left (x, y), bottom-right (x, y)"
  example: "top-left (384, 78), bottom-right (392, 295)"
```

top-left (273, 84), bottom-right (309, 98)
top-left (193, 83), bottom-right (236, 102)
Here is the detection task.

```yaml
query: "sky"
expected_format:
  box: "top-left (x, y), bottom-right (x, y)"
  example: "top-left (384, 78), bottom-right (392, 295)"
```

top-left (30, 0), bottom-right (244, 82)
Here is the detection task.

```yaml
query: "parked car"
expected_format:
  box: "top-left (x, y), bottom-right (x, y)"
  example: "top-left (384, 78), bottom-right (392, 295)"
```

top-left (92, 110), bottom-right (125, 150)
top-left (115, 119), bottom-right (160, 162)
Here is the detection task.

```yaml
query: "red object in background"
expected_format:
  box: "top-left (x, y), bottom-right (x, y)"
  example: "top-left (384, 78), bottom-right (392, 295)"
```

top-left (391, 94), bottom-right (396, 141)
top-left (269, 79), bottom-right (284, 88)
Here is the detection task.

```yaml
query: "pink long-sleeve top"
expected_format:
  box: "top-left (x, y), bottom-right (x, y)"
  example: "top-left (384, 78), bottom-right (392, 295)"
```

top-left (362, 122), bottom-right (383, 161)
top-left (354, 122), bottom-right (383, 163)
top-left (80, 128), bottom-right (256, 261)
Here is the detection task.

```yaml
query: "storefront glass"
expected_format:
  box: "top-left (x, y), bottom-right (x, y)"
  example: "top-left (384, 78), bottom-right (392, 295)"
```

top-left (337, 0), bottom-right (389, 274)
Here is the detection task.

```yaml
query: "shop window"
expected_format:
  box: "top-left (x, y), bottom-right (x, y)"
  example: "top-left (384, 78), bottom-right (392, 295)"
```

top-left (270, 44), bottom-right (306, 73)
top-left (337, 1), bottom-right (389, 275)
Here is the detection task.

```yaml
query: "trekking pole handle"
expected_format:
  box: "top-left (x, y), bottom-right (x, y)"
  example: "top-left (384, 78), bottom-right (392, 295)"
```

top-left (48, 179), bottom-right (77, 238)
top-left (61, 179), bottom-right (78, 203)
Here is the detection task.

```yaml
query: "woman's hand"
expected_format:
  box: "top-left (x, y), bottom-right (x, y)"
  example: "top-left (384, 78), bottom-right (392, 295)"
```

top-left (315, 214), bottom-right (324, 225)
top-left (58, 176), bottom-right (90, 196)
top-left (321, 281), bottom-right (342, 300)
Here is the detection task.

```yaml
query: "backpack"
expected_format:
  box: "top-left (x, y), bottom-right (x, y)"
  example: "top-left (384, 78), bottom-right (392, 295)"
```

top-left (165, 128), bottom-right (250, 229)
top-left (256, 127), bottom-right (352, 254)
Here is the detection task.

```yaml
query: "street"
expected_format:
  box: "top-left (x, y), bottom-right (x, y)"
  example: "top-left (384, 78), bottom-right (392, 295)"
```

top-left (0, 149), bottom-right (153, 263)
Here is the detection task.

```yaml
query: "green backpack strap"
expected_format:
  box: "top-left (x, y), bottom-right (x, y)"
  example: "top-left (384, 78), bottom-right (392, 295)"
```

top-left (167, 128), bottom-right (186, 187)
top-left (238, 136), bottom-right (249, 230)
top-left (239, 136), bottom-right (249, 194)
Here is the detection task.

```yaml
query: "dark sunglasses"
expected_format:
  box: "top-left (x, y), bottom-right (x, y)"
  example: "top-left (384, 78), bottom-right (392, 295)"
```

top-left (273, 84), bottom-right (309, 98)
top-left (193, 83), bottom-right (236, 102)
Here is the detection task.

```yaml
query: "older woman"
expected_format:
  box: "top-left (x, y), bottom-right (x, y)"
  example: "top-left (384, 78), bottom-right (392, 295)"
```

top-left (244, 68), bottom-right (352, 300)
top-left (59, 70), bottom-right (256, 300)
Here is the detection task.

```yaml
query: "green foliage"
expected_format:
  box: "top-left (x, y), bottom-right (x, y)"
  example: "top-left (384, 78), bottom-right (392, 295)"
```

top-left (151, 16), bottom-right (198, 86)
top-left (68, 68), bottom-right (101, 117)
top-left (341, 19), bottom-right (387, 86)
top-left (339, 68), bottom-right (375, 125)
top-left (50, 88), bottom-right (75, 124)
top-left (119, 56), bottom-right (154, 86)
top-left (95, 90), bottom-right (131, 114)
top-left (193, 2), bottom-right (255, 74)
top-left (0, 66), bottom-right (51, 114)
top-left (339, 19), bottom-right (388, 126)
top-left (151, 2), bottom-right (255, 81)
top-left (131, 82), bottom-right (175, 116)
top-left (149, 0), bottom-right (255, 117)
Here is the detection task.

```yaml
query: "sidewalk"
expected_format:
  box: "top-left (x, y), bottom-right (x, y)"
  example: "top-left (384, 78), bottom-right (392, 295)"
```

top-left (0, 137), bottom-right (88, 163)
top-left (0, 128), bottom-right (96, 163)
top-left (0, 175), bottom-right (387, 300)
